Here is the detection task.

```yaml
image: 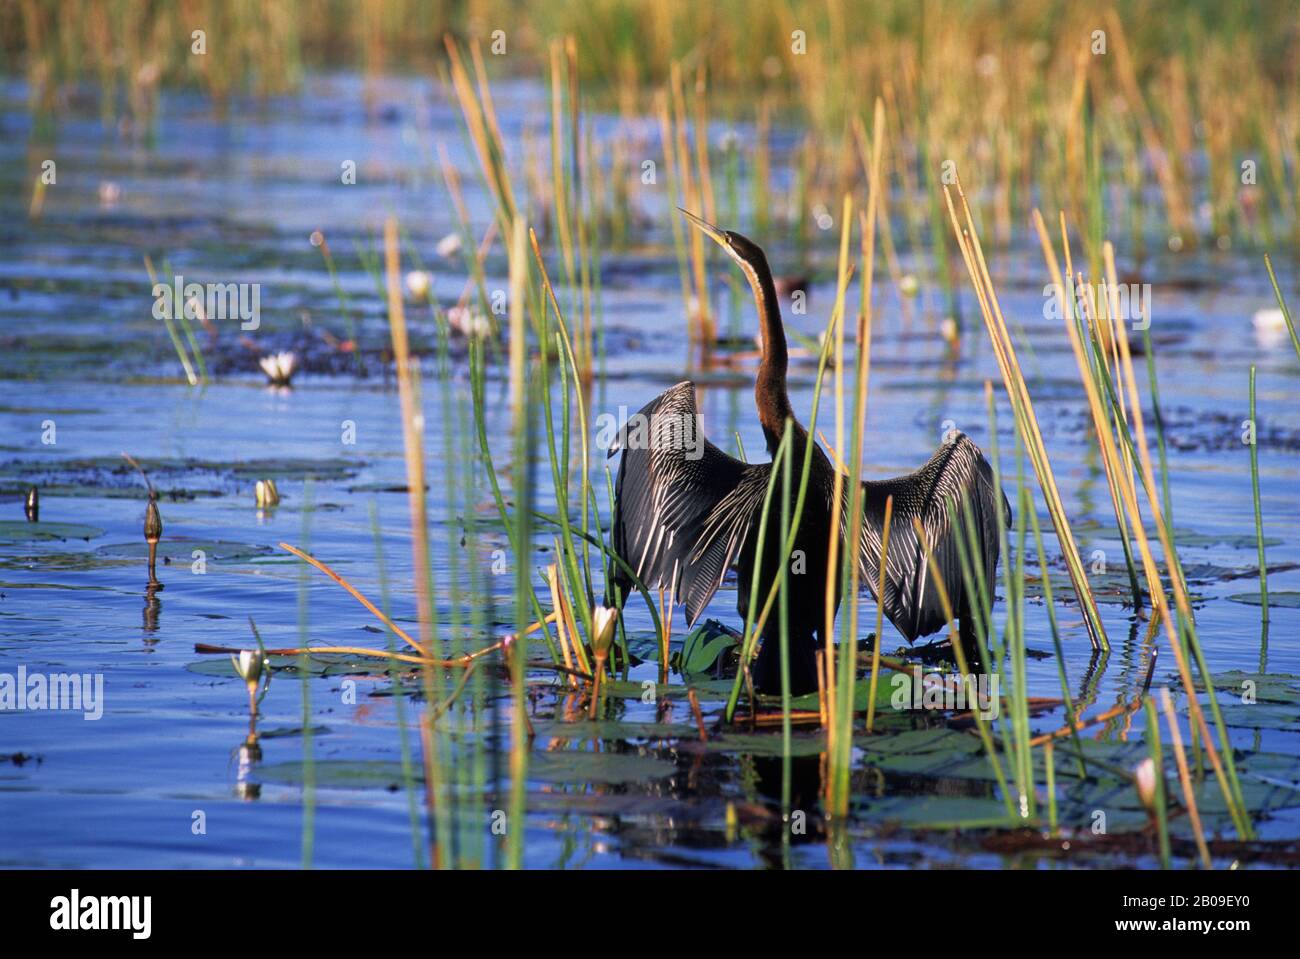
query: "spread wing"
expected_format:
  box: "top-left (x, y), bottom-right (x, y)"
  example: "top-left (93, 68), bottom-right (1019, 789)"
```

top-left (606, 381), bottom-right (770, 625)
top-left (850, 432), bottom-right (1010, 642)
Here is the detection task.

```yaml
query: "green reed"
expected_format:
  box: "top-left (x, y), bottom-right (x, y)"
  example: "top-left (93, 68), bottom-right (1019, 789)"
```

top-left (369, 500), bottom-right (425, 868)
top-left (950, 192), bottom-right (1110, 653)
top-left (1263, 254), bottom-right (1300, 365)
top-left (1035, 218), bottom-right (1252, 837)
top-left (1142, 697), bottom-right (1171, 868)
top-left (726, 428), bottom-right (791, 723)
top-left (142, 255), bottom-right (199, 386)
top-left (161, 257), bottom-right (209, 385)
top-left (505, 217), bottom-right (531, 871)
top-left (297, 479), bottom-right (316, 868)
top-left (1026, 486), bottom-right (1089, 780)
top-left (778, 418), bottom-right (794, 806)
top-left (1248, 365), bottom-right (1268, 622)
top-left (1009, 446), bottom-right (1035, 818)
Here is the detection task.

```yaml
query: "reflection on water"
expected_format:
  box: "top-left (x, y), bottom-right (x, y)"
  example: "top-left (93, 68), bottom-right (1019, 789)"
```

top-left (142, 579), bottom-right (163, 637)
top-left (1, 73), bottom-right (1298, 869)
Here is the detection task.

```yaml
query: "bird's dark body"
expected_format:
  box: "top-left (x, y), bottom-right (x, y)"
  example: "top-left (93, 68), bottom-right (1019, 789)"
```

top-left (607, 214), bottom-right (1009, 696)
top-left (734, 426), bottom-right (837, 696)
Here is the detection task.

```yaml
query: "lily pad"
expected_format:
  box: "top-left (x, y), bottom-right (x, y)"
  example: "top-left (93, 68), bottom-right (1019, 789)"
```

top-left (600, 679), bottom-right (734, 701)
top-left (1207, 702), bottom-right (1300, 731)
top-left (0, 521), bottom-right (104, 542)
top-left (1228, 591), bottom-right (1300, 608)
top-left (256, 760), bottom-right (413, 790)
top-left (257, 748), bottom-right (675, 789)
top-left (858, 795), bottom-right (1018, 828)
top-left (1189, 670), bottom-right (1300, 706)
top-left (699, 732), bottom-right (829, 757)
top-left (671, 619), bottom-right (740, 675)
top-left (97, 538), bottom-right (274, 564)
top-left (186, 653), bottom-right (397, 679)
top-left (258, 725), bottom-right (331, 739)
top-left (534, 719), bottom-right (698, 741)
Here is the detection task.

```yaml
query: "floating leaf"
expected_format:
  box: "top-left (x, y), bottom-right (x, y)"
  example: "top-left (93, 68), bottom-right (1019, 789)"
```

top-left (258, 725), bottom-right (330, 739)
top-left (186, 653), bottom-right (396, 679)
top-left (699, 732), bottom-right (828, 757)
top-left (671, 619), bottom-right (740, 675)
top-left (1228, 591), bottom-right (1300, 608)
top-left (97, 538), bottom-right (273, 564)
top-left (1189, 670), bottom-right (1300, 706)
top-left (534, 719), bottom-right (697, 741)
top-left (0, 521), bottom-right (104, 542)
top-left (857, 795), bottom-right (1017, 829)
top-left (1207, 702), bottom-right (1300, 731)
top-left (258, 748), bottom-right (674, 789)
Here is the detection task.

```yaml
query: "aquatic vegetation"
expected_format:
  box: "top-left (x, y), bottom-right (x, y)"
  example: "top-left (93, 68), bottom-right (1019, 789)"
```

top-left (4, 2), bottom-right (1300, 876)
top-left (254, 479), bottom-right (281, 509)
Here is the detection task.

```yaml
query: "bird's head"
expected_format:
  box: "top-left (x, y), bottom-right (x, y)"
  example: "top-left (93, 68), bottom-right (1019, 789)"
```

top-left (679, 208), bottom-right (770, 279)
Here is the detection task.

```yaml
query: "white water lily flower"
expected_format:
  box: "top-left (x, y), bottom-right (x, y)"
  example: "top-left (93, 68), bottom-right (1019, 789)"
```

top-left (1253, 308), bottom-right (1288, 348)
top-left (98, 181), bottom-right (121, 208)
top-left (259, 351), bottom-right (298, 385)
top-left (591, 605), bottom-right (619, 658)
top-left (436, 233), bottom-right (462, 259)
top-left (1135, 757), bottom-right (1158, 812)
top-left (405, 269), bottom-right (432, 300)
top-left (447, 305), bottom-right (491, 339)
top-left (1253, 308), bottom-right (1287, 332)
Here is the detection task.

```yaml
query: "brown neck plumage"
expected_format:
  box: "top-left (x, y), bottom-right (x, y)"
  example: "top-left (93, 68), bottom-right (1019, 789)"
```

top-left (742, 254), bottom-right (792, 454)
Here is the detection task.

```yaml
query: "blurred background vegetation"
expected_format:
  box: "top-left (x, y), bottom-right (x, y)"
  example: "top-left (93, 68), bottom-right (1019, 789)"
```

top-left (4, 0), bottom-right (1298, 248)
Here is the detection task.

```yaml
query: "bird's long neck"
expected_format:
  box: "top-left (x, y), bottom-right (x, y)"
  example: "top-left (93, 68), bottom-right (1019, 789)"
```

top-left (743, 255), bottom-right (793, 454)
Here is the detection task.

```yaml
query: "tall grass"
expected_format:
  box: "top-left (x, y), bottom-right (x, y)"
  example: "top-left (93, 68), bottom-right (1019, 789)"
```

top-left (1248, 365), bottom-right (1268, 623)
top-left (944, 183), bottom-right (1109, 651)
top-left (15, 2), bottom-right (1300, 252)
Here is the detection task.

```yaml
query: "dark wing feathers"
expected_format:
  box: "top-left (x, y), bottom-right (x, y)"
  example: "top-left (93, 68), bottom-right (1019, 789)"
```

top-left (607, 381), bottom-right (768, 625)
top-left (851, 432), bottom-right (1010, 642)
top-left (609, 386), bottom-right (1009, 643)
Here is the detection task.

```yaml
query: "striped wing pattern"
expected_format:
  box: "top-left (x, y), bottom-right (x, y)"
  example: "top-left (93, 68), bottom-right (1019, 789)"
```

top-left (850, 432), bottom-right (1010, 642)
top-left (607, 381), bottom-right (769, 625)
top-left (609, 387), bottom-right (1009, 644)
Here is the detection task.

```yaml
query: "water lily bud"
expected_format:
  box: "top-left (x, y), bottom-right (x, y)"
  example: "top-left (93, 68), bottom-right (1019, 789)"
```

top-left (591, 605), bottom-right (618, 658)
top-left (144, 498), bottom-right (162, 543)
top-left (446, 305), bottom-right (491, 339)
top-left (940, 317), bottom-right (959, 348)
top-left (255, 479), bottom-right (280, 508)
top-left (231, 649), bottom-right (265, 686)
top-left (24, 487), bottom-right (38, 522)
top-left (436, 233), bottom-right (462, 259)
top-left (1135, 757), bottom-right (1158, 812)
top-left (405, 269), bottom-right (432, 299)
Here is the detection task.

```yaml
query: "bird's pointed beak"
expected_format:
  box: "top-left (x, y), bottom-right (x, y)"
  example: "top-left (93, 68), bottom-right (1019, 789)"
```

top-left (678, 207), bottom-right (728, 248)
